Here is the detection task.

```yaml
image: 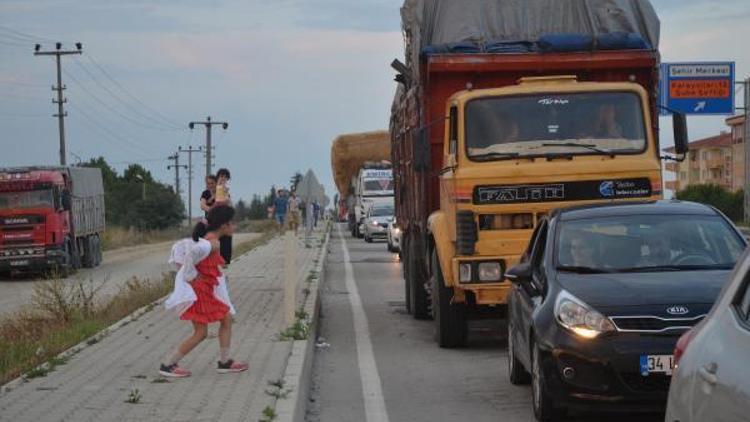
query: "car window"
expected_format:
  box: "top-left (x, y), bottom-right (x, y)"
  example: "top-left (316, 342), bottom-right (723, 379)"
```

top-left (739, 272), bottom-right (750, 322)
top-left (522, 219), bottom-right (546, 262)
top-left (556, 214), bottom-right (744, 272)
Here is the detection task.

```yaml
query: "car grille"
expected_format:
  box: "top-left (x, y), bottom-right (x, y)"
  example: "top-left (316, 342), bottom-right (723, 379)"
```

top-left (379, 223), bottom-right (388, 228)
top-left (610, 315), bottom-right (705, 333)
top-left (620, 372), bottom-right (671, 392)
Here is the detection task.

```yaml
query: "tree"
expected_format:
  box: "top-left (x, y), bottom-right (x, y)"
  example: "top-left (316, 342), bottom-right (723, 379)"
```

top-left (676, 184), bottom-right (744, 222)
top-left (235, 199), bottom-right (249, 221)
top-left (248, 195), bottom-right (267, 219)
top-left (290, 172), bottom-right (302, 192)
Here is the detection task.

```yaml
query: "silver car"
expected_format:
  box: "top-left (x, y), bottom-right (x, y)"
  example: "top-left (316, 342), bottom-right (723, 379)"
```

top-left (666, 247), bottom-right (750, 422)
top-left (386, 217), bottom-right (401, 253)
top-left (363, 205), bottom-right (393, 243)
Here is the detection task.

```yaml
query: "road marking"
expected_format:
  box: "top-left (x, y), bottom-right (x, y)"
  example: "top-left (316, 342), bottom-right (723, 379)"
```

top-left (338, 224), bottom-right (391, 422)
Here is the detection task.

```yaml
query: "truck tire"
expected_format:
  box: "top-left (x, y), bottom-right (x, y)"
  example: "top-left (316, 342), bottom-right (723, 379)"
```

top-left (93, 235), bottom-right (102, 266)
top-left (431, 249), bottom-right (467, 348)
top-left (408, 235), bottom-right (430, 320)
top-left (82, 236), bottom-right (95, 268)
top-left (402, 236), bottom-right (412, 314)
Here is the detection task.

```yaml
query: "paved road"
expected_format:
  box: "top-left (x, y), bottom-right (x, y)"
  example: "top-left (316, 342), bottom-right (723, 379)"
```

top-left (306, 225), bottom-right (664, 422)
top-left (0, 233), bottom-right (259, 317)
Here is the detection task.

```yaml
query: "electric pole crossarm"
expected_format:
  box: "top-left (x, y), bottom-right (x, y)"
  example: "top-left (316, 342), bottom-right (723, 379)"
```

top-left (188, 116), bottom-right (228, 178)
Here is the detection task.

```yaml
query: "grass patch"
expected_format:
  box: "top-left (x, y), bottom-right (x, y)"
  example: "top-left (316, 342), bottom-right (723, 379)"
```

top-left (0, 273), bottom-right (173, 385)
top-left (125, 388), bottom-right (141, 404)
top-left (259, 405), bottom-right (277, 422)
top-left (102, 226), bottom-right (189, 251)
top-left (278, 319), bottom-right (310, 341)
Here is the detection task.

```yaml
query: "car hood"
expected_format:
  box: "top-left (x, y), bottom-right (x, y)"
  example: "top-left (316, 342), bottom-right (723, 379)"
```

top-left (556, 270), bottom-right (731, 309)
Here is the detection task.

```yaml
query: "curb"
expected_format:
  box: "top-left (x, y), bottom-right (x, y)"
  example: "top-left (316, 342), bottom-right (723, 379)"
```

top-left (275, 227), bottom-right (331, 422)
top-left (0, 231), bottom-right (277, 396)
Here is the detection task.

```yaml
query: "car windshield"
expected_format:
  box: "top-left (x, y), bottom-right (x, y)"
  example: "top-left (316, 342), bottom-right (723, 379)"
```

top-left (0, 190), bottom-right (54, 210)
top-left (466, 91), bottom-right (646, 160)
top-left (370, 207), bottom-right (393, 217)
top-left (557, 214), bottom-right (745, 273)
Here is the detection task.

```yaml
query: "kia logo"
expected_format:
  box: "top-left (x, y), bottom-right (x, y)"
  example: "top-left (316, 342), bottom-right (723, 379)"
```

top-left (667, 306), bottom-right (689, 316)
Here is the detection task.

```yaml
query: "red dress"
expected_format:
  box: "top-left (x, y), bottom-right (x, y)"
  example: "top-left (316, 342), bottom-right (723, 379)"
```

top-left (180, 248), bottom-right (230, 324)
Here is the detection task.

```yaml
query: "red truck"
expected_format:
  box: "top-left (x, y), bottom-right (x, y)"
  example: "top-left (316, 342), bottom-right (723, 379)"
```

top-left (0, 167), bottom-right (105, 275)
top-left (390, 1), bottom-right (688, 346)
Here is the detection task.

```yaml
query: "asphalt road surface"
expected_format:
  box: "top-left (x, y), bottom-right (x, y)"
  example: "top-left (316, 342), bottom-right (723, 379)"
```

top-left (306, 224), bottom-right (664, 422)
top-left (0, 232), bottom-right (259, 317)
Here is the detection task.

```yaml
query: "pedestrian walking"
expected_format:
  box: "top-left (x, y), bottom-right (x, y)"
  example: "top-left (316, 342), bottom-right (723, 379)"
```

top-left (288, 192), bottom-right (301, 235)
top-left (161, 205), bottom-right (248, 377)
top-left (274, 189), bottom-right (289, 232)
top-left (200, 175), bottom-right (217, 217)
top-left (216, 168), bottom-right (233, 264)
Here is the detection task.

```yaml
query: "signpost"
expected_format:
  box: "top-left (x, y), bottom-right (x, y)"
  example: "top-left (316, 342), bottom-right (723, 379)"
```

top-left (660, 62), bottom-right (735, 115)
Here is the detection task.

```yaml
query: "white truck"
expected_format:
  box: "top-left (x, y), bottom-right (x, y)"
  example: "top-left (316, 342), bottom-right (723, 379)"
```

top-left (352, 163), bottom-right (394, 238)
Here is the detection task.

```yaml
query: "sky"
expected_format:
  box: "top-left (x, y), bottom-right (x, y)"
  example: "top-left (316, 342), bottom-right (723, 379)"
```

top-left (1, 0), bottom-right (749, 214)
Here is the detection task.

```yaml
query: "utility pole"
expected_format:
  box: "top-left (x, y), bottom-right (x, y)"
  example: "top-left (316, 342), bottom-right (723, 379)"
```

top-left (189, 116), bottom-right (228, 178)
top-left (34, 42), bottom-right (82, 166)
top-left (167, 153), bottom-right (187, 196)
top-left (179, 145), bottom-right (203, 225)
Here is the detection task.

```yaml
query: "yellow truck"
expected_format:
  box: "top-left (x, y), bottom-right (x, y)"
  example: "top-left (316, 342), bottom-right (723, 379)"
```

top-left (390, 0), bottom-right (688, 347)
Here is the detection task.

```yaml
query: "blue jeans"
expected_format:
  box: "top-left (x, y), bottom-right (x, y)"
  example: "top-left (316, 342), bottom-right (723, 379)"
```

top-left (275, 213), bottom-right (286, 226)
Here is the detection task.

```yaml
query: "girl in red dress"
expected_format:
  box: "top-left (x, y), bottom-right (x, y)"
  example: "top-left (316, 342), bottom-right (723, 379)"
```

top-left (160, 205), bottom-right (248, 377)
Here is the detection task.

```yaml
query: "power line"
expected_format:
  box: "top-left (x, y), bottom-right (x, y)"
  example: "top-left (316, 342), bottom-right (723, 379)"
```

top-left (0, 25), bottom-right (59, 43)
top-left (72, 57), bottom-right (183, 131)
top-left (64, 67), bottom-right (179, 132)
top-left (83, 53), bottom-right (184, 129)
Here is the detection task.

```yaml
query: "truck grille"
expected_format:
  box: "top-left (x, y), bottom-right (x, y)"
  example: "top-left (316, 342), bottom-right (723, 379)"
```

top-left (610, 315), bottom-right (704, 333)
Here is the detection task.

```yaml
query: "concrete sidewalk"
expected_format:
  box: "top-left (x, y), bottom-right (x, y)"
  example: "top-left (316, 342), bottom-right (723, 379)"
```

top-left (0, 230), bottom-right (326, 422)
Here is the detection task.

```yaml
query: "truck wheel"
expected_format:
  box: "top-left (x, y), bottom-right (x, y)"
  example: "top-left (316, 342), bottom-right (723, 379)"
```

top-left (508, 320), bottom-right (531, 385)
top-left (402, 237), bottom-right (412, 315)
top-left (531, 342), bottom-right (566, 421)
top-left (82, 236), bottom-right (95, 268)
top-left (93, 235), bottom-right (102, 266)
top-left (431, 249), bottom-right (467, 348)
top-left (408, 237), bottom-right (430, 320)
top-left (365, 234), bottom-right (373, 243)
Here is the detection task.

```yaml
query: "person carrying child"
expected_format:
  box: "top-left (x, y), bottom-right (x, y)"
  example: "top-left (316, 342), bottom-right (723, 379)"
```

top-left (160, 205), bottom-right (248, 377)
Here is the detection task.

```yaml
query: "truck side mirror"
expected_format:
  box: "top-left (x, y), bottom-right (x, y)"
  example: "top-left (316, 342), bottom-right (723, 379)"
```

top-left (61, 189), bottom-right (72, 210)
top-left (672, 113), bottom-right (689, 156)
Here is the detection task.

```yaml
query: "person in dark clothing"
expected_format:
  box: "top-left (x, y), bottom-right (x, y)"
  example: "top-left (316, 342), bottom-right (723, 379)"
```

top-left (215, 168), bottom-right (233, 265)
top-left (200, 175), bottom-right (217, 217)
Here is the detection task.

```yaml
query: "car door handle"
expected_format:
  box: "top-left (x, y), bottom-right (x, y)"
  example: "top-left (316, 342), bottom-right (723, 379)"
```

top-left (698, 363), bottom-right (718, 386)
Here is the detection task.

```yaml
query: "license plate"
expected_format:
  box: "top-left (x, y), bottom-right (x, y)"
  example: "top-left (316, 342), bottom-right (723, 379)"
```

top-left (10, 260), bottom-right (29, 267)
top-left (640, 354), bottom-right (674, 376)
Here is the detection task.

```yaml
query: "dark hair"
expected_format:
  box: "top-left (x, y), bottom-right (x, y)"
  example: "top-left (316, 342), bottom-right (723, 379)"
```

top-left (192, 205), bottom-right (235, 241)
top-left (206, 175), bottom-right (217, 182)
top-left (217, 168), bottom-right (231, 180)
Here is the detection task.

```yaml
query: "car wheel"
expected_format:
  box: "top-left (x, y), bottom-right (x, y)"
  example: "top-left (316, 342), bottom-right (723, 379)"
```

top-left (508, 321), bottom-right (531, 385)
top-left (365, 235), bottom-right (373, 243)
top-left (431, 249), bottom-right (467, 348)
top-left (402, 237), bottom-right (412, 315)
top-left (531, 342), bottom-right (565, 421)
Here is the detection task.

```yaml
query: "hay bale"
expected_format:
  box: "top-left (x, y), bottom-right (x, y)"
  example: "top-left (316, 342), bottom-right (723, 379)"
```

top-left (330, 131), bottom-right (390, 197)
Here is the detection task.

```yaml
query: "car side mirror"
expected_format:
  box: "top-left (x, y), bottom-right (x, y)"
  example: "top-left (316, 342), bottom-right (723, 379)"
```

top-left (672, 113), bottom-right (689, 156)
top-left (505, 262), bottom-right (532, 284)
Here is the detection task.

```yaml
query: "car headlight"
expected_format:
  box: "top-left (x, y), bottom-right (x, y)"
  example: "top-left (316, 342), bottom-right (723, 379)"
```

top-left (369, 220), bottom-right (379, 226)
top-left (555, 290), bottom-right (614, 339)
top-left (478, 262), bottom-right (503, 282)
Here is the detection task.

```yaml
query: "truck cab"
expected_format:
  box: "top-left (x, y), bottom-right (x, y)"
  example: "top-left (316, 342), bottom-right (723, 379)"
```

top-left (353, 164), bottom-right (394, 238)
top-left (431, 76), bottom-right (664, 305)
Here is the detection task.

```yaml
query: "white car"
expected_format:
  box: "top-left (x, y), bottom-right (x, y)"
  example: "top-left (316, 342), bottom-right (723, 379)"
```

top-left (363, 205), bottom-right (393, 243)
top-left (665, 246), bottom-right (750, 422)
top-left (386, 218), bottom-right (401, 253)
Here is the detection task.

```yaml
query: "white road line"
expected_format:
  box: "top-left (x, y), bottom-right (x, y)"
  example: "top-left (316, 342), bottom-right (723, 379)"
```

top-left (338, 224), bottom-right (391, 422)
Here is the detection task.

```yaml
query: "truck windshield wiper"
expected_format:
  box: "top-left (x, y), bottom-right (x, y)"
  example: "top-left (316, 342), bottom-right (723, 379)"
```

top-left (556, 265), bottom-right (612, 274)
top-left (472, 152), bottom-right (520, 161)
top-left (614, 264), bottom-right (734, 273)
top-left (541, 142), bottom-right (614, 155)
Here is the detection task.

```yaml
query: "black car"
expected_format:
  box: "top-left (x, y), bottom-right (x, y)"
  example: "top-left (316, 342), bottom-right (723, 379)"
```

top-left (505, 201), bottom-right (746, 421)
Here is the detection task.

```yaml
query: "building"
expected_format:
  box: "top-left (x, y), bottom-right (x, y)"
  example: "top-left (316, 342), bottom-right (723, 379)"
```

top-left (664, 115), bottom-right (746, 193)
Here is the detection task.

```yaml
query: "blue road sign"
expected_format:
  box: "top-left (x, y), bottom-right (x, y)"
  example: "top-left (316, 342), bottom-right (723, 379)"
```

top-left (660, 62), bottom-right (735, 116)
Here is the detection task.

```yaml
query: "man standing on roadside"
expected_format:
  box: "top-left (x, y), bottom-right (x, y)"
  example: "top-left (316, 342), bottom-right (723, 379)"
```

top-left (274, 189), bottom-right (289, 233)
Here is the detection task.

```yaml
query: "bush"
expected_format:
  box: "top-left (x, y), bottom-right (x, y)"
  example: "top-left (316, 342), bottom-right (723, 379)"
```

top-left (675, 184), bottom-right (744, 222)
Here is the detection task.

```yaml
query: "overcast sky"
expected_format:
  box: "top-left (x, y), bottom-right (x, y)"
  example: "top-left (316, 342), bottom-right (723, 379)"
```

top-left (1, 0), bottom-right (748, 213)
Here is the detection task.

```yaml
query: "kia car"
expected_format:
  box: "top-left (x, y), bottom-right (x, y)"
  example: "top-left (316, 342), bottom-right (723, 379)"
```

top-left (666, 246), bottom-right (750, 422)
top-left (504, 201), bottom-right (746, 421)
top-left (363, 204), bottom-right (394, 243)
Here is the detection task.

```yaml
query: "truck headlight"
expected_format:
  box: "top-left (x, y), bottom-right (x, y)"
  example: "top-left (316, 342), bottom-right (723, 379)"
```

top-left (459, 263), bottom-right (472, 282)
top-left (555, 290), bottom-right (614, 339)
top-left (478, 262), bottom-right (503, 281)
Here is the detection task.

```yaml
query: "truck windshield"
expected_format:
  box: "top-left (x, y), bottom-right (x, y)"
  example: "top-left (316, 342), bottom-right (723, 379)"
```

top-left (0, 189), bottom-right (54, 210)
top-left (466, 92), bottom-right (646, 160)
top-left (363, 179), bottom-right (394, 196)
